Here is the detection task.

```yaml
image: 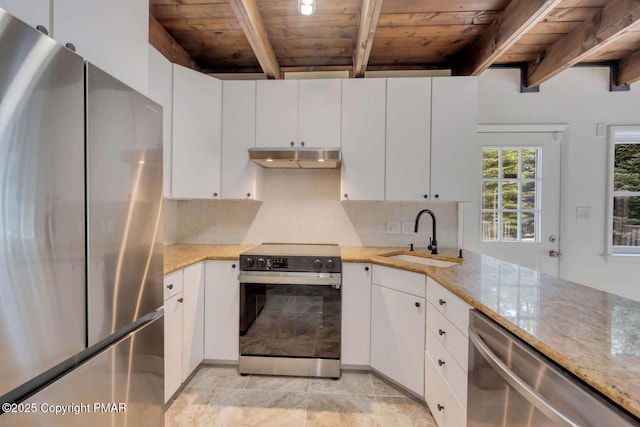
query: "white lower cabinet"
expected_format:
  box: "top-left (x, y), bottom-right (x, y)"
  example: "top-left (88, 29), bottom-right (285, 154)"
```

top-left (371, 281), bottom-right (425, 396)
top-left (182, 262), bottom-right (205, 381)
top-left (424, 276), bottom-right (472, 427)
top-left (204, 260), bottom-right (240, 361)
top-left (164, 292), bottom-right (183, 403)
top-left (341, 263), bottom-right (372, 367)
top-left (425, 350), bottom-right (467, 427)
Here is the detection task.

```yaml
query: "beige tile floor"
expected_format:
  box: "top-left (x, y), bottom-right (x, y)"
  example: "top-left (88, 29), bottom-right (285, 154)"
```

top-left (166, 365), bottom-right (437, 427)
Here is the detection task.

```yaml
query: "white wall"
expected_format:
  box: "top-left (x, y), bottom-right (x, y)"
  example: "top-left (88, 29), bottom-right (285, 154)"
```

top-left (166, 169), bottom-right (458, 248)
top-left (473, 67), bottom-right (640, 301)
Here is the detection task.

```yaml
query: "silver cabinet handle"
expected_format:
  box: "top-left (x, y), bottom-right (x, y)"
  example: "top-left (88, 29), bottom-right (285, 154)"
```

top-left (468, 329), bottom-right (577, 427)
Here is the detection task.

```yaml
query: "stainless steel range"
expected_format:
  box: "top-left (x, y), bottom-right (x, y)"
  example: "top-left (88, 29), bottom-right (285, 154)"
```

top-left (238, 243), bottom-right (342, 378)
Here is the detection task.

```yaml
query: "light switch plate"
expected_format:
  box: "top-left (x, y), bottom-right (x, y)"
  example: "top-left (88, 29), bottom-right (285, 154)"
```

top-left (387, 221), bottom-right (401, 234)
top-left (576, 206), bottom-right (591, 220)
top-left (401, 222), bottom-right (414, 234)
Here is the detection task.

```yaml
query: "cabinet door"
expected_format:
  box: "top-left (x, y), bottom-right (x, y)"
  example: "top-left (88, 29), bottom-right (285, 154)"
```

top-left (430, 77), bottom-right (478, 201)
top-left (182, 262), bottom-right (204, 380)
top-left (386, 78), bottom-right (432, 201)
top-left (53, 0), bottom-right (148, 94)
top-left (371, 284), bottom-right (425, 396)
top-left (0, 0), bottom-right (50, 32)
top-left (298, 79), bottom-right (341, 148)
top-left (164, 292), bottom-right (183, 403)
top-left (204, 260), bottom-right (240, 361)
top-left (255, 80), bottom-right (298, 147)
top-left (148, 46), bottom-right (173, 199)
top-left (172, 64), bottom-right (222, 199)
top-left (340, 78), bottom-right (386, 201)
top-left (221, 81), bottom-right (257, 200)
top-left (341, 263), bottom-right (372, 367)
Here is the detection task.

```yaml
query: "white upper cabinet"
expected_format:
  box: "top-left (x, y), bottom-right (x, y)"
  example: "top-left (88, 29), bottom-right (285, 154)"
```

top-left (340, 78), bottom-right (386, 201)
top-left (385, 78), bottom-right (432, 201)
top-left (52, 0), bottom-right (148, 94)
top-left (147, 46), bottom-right (173, 199)
top-left (298, 79), bottom-right (342, 148)
top-left (221, 81), bottom-right (258, 200)
top-left (0, 0), bottom-right (50, 32)
top-left (430, 76), bottom-right (478, 201)
top-left (256, 79), bottom-right (342, 148)
top-left (172, 64), bottom-right (222, 199)
top-left (255, 80), bottom-right (298, 148)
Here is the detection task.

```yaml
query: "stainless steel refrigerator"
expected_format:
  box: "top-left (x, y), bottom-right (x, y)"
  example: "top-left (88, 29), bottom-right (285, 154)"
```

top-left (0, 8), bottom-right (164, 426)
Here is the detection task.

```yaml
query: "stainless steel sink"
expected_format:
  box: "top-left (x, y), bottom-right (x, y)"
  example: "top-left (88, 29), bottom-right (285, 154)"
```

top-left (386, 254), bottom-right (459, 268)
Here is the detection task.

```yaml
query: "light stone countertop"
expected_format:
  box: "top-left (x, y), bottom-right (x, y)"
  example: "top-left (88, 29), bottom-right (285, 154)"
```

top-left (164, 243), bottom-right (640, 420)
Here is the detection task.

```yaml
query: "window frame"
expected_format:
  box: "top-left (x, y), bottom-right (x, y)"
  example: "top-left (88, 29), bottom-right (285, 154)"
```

top-left (606, 126), bottom-right (640, 257)
top-left (480, 146), bottom-right (543, 243)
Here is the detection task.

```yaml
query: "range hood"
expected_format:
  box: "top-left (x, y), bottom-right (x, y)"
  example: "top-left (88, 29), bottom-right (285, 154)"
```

top-left (248, 147), bottom-right (341, 169)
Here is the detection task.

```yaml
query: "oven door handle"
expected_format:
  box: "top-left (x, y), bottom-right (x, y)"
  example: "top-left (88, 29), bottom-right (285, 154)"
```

top-left (468, 328), bottom-right (577, 427)
top-left (238, 273), bottom-right (341, 286)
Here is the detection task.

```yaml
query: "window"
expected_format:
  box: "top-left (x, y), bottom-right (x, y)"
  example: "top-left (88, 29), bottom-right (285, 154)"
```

top-left (607, 127), bottom-right (640, 256)
top-left (481, 147), bottom-right (541, 242)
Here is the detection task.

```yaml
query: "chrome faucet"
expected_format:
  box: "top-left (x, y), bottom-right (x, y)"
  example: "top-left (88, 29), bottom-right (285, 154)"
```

top-left (414, 209), bottom-right (438, 255)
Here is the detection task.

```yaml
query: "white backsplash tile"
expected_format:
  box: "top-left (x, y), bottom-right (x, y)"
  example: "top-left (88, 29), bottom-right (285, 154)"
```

top-left (164, 169), bottom-right (458, 248)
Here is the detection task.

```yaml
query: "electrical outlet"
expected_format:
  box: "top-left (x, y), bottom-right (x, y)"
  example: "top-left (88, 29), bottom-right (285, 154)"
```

top-left (402, 222), bottom-right (414, 234)
top-left (387, 221), bottom-right (401, 234)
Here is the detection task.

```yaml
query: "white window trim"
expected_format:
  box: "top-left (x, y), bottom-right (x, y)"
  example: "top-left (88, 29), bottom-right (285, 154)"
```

top-left (605, 126), bottom-right (640, 260)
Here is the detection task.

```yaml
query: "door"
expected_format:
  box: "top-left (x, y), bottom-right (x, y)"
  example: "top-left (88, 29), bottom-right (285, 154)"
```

top-left (0, 13), bottom-right (85, 397)
top-left (464, 131), bottom-right (562, 275)
top-left (86, 64), bottom-right (164, 346)
top-left (172, 63), bottom-right (222, 199)
top-left (370, 284), bottom-right (425, 396)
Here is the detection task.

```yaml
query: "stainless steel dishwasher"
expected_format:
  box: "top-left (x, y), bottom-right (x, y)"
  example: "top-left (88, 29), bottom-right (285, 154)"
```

top-left (468, 310), bottom-right (640, 427)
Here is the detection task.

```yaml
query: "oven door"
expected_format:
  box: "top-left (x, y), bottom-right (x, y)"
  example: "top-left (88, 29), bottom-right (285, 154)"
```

top-left (238, 274), bottom-right (341, 361)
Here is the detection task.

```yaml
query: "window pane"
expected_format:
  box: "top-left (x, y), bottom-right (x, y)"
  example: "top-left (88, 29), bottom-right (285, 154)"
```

top-left (614, 144), bottom-right (640, 192)
top-left (613, 196), bottom-right (640, 247)
top-left (521, 212), bottom-right (536, 241)
top-left (502, 181), bottom-right (518, 209)
top-left (482, 149), bottom-right (499, 178)
top-left (522, 180), bottom-right (536, 209)
top-left (502, 212), bottom-right (518, 241)
top-left (482, 182), bottom-right (499, 210)
top-left (522, 149), bottom-right (538, 179)
top-left (502, 149), bottom-right (519, 179)
top-left (482, 212), bottom-right (498, 241)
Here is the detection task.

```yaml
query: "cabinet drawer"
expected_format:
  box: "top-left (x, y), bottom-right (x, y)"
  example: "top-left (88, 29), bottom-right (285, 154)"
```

top-left (426, 303), bottom-right (469, 372)
top-left (426, 277), bottom-right (471, 335)
top-left (164, 270), bottom-right (183, 300)
top-left (425, 350), bottom-right (467, 427)
top-left (426, 328), bottom-right (467, 408)
top-left (372, 265), bottom-right (425, 298)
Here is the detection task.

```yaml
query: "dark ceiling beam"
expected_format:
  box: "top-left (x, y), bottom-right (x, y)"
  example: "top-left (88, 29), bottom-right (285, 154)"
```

top-left (454, 0), bottom-right (563, 76)
top-left (617, 49), bottom-right (640, 85)
top-left (149, 15), bottom-right (199, 70)
top-left (227, 0), bottom-right (281, 79)
top-left (527, 0), bottom-right (640, 87)
top-left (353, 0), bottom-right (384, 78)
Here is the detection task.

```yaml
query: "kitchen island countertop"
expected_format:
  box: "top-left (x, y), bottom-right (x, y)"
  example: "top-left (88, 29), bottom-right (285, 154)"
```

top-left (164, 243), bottom-right (640, 420)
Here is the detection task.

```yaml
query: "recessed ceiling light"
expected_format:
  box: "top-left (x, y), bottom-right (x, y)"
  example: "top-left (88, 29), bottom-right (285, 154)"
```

top-left (298, 0), bottom-right (316, 15)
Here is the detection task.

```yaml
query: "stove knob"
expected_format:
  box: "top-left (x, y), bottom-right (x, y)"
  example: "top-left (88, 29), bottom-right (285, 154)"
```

top-left (244, 257), bottom-right (254, 268)
top-left (326, 259), bottom-right (335, 270)
top-left (313, 258), bottom-right (323, 270)
top-left (257, 258), bottom-right (266, 269)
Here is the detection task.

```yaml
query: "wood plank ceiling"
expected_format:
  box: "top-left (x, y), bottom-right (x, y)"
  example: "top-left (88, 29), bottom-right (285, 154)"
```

top-left (150, 0), bottom-right (640, 86)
